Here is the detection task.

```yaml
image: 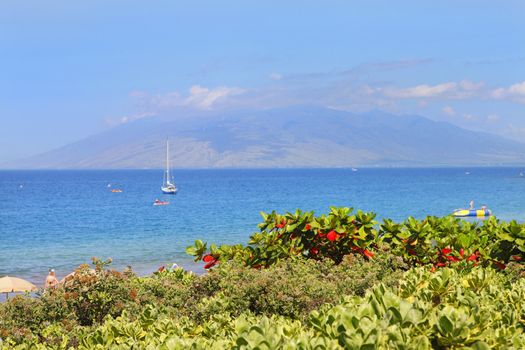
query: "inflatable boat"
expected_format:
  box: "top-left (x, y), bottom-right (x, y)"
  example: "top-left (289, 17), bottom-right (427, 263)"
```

top-left (453, 208), bottom-right (492, 217)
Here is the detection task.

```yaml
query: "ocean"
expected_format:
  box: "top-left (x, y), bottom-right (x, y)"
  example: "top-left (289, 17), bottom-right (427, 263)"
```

top-left (2, 168), bottom-right (525, 286)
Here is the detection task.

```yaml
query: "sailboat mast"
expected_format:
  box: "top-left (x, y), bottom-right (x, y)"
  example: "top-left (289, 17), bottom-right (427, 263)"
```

top-left (166, 140), bottom-right (170, 181)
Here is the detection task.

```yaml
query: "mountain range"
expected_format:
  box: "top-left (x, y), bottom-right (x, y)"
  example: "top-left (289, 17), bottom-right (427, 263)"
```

top-left (5, 106), bottom-right (525, 168)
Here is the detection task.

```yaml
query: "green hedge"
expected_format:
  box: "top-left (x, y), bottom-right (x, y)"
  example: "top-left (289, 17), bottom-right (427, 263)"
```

top-left (0, 253), bottom-right (405, 347)
top-left (4, 267), bottom-right (525, 349)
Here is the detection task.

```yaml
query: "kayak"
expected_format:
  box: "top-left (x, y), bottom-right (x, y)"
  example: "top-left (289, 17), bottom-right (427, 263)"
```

top-left (453, 209), bottom-right (492, 217)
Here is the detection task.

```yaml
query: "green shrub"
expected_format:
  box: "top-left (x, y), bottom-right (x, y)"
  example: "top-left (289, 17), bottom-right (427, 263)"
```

top-left (6, 267), bottom-right (525, 349)
top-left (187, 207), bottom-right (525, 271)
top-left (192, 253), bottom-right (405, 321)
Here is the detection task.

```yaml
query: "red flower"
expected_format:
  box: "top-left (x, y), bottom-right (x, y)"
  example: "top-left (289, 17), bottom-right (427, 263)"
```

top-left (512, 255), bottom-right (522, 261)
top-left (459, 248), bottom-right (464, 257)
top-left (317, 230), bottom-right (326, 237)
top-left (309, 247), bottom-right (319, 256)
top-left (441, 248), bottom-right (452, 255)
top-left (276, 219), bottom-right (286, 228)
top-left (493, 261), bottom-right (506, 270)
top-left (203, 254), bottom-right (215, 263)
top-left (204, 260), bottom-right (217, 269)
top-left (305, 224), bottom-right (311, 231)
top-left (436, 262), bottom-right (446, 267)
top-left (363, 249), bottom-right (374, 259)
top-left (327, 230), bottom-right (338, 241)
top-left (430, 266), bottom-right (436, 273)
top-left (446, 255), bottom-right (460, 262)
top-left (467, 253), bottom-right (478, 262)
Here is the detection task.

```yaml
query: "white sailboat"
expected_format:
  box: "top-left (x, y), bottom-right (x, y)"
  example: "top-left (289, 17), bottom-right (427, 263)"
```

top-left (161, 140), bottom-right (178, 194)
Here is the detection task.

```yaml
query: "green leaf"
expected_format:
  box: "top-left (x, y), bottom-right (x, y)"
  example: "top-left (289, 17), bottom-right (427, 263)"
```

top-left (438, 315), bottom-right (453, 335)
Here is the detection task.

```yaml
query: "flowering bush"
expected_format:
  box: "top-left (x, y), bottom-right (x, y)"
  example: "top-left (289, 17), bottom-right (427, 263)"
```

top-left (187, 207), bottom-right (525, 271)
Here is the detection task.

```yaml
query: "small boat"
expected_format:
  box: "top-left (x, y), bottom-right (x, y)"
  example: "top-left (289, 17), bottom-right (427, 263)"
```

top-left (161, 140), bottom-right (178, 195)
top-left (111, 189), bottom-right (123, 193)
top-left (153, 199), bottom-right (170, 206)
top-left (351, 168), bottom-right (358, 172)
top-left (453, 208), bottom-right (492, 217)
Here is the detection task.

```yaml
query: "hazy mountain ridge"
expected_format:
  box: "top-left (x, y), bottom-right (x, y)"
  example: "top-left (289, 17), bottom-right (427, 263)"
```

top-left (6, 106), bottom-right (525, 169)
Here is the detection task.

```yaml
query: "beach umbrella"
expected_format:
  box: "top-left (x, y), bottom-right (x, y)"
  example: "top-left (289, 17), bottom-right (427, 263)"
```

top-left (0, 276), bottom-right (38, 299)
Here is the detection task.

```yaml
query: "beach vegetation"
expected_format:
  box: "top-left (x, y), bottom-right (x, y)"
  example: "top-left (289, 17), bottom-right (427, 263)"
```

top-left (2, 207), bottom-right (525, 348)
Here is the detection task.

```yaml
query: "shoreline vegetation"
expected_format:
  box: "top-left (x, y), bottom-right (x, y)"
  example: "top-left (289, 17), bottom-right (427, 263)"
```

top-left (2, 207), bottom-right (525, 348)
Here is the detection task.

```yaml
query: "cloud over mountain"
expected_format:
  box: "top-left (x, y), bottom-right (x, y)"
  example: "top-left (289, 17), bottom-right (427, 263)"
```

top-left (6, 106), bottom-right (525, 169)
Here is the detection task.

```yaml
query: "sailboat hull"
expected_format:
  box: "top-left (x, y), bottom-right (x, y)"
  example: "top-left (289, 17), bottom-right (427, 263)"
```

top-left (161, 187), bottom-right (178, 194)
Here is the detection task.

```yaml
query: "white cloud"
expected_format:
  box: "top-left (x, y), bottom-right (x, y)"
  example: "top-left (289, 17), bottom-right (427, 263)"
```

top-left (442, 106), bottom-right (456, 116)
top-left (185, 85), bottom-right (245, 109)
top-left (269, 73), bottom-right (283, 81)
top-left (384, 82), bottom-right (457, 98)
top-left (381, 80), bottom-right (484, 99)
top-left (459, 80), bottom-right (484, 91)
top-left (509, 81), bottom-right (525, 95)
top-left (491, 81), bottom-right (525, 104)
top-left (148, 85), bottom-right (246, 110)
top-left (106, 112), bottom-right (156, 126)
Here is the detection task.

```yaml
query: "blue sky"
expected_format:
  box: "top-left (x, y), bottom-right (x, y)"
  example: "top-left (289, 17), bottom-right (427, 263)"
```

top-left (1, 0), bottom-right (524, 162)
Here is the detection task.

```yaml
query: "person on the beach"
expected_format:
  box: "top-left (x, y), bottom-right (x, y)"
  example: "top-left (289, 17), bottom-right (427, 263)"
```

top-left (45, 269), bottom-right (59, 289)
top-left (469, 200), bottom-right (474, 209)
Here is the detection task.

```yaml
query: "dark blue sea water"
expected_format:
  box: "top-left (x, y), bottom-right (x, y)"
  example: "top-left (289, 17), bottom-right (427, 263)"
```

top-left (2, 168), bottom-right (525, 286)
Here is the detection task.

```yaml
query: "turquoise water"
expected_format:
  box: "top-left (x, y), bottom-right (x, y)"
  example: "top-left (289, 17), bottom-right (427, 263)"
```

top-left (1, 168), bottom-right (525, 285)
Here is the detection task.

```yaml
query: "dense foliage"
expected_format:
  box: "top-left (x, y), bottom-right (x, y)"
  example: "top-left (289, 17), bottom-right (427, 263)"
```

top-left (186, 207), bottom-right (525, 270)
top-left (2, 207), bottom-right (525, 349)
top-left (3, 266), bottom-right (525, 349)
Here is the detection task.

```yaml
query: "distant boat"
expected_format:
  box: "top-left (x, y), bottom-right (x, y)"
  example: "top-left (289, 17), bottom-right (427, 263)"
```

top-left (153, 199), bottom-right (170, 206)
top-left (465, 171), bottom-right (470, 175)
top-left (161, 140), bottom-right (178, 195)
top-left (111, 189), bottom-right (122, 193)
top-left (351, 168), bottom-right (358, 172)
